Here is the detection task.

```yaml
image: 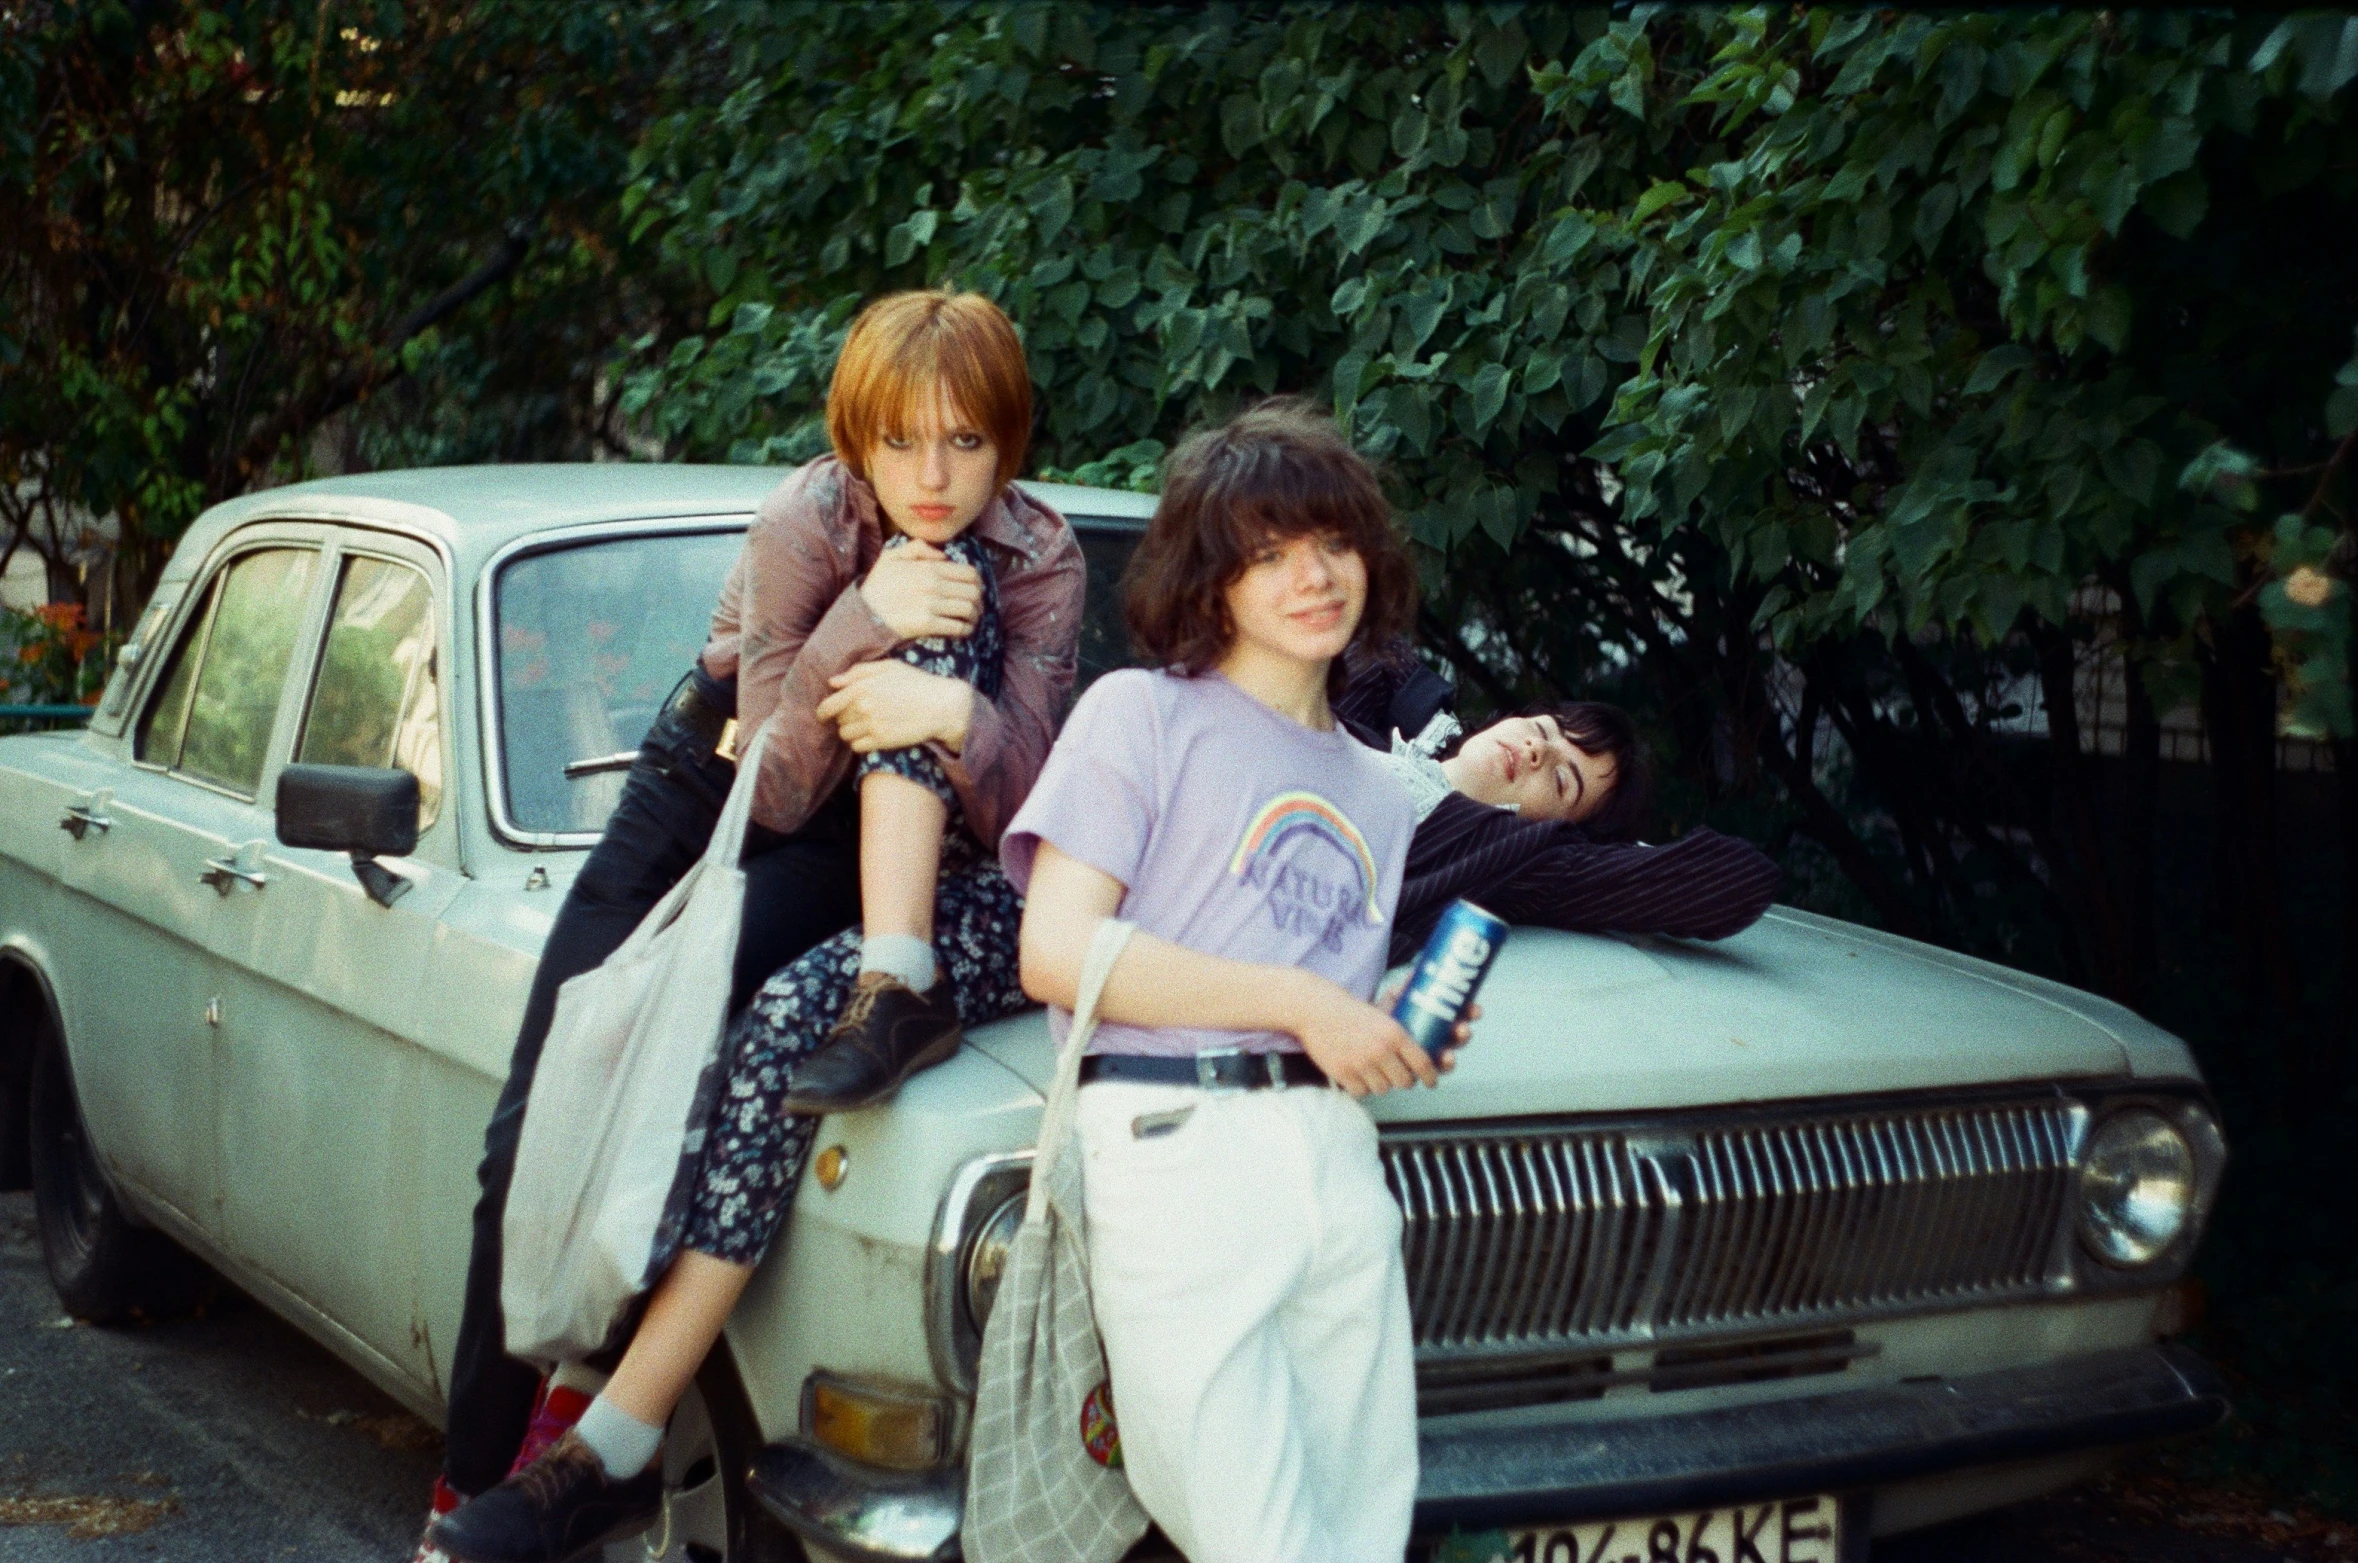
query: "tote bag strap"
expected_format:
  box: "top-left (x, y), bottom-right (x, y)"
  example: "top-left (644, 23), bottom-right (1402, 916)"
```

top-left (699, 724), bottom-right (770, 872)
top-left (1025, 917), bottom-right (1136, 1223)
top-left (598, 726), bottom-right (772, 971)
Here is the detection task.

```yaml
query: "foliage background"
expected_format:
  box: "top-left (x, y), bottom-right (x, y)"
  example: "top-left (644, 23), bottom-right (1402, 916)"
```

top-left (7, 0), bottom-right (2358, 1517)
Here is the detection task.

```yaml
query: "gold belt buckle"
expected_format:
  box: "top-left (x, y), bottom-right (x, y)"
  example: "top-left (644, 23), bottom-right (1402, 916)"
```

top-left (714, 718), bottom-right (741, 764)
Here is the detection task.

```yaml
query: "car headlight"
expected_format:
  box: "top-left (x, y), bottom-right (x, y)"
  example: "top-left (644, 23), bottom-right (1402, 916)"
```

top-left (2079, 1110), bottom-right (2196, 1267)
top-left (961, 1191), bottom-right (1026, 1330)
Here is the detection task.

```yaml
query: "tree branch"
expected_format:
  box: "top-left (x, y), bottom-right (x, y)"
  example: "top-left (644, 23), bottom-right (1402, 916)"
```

top-left (2300, 431), bottom-right (2355, 526)
top-left (1757, 689), bottom-right (1927, 938)
top-left (233, 222), bottom-right (535, 477)
top-left (1418, 607), bottom-right (1520, 712)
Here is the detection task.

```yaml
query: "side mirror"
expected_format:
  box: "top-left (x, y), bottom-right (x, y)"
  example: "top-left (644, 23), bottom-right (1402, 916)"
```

top-left (275, 764), bottom-right (420, 907)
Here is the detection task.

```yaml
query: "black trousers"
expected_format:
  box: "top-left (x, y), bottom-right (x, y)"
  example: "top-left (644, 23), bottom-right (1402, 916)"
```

top-left (441, 698), bottom-right (861, 1497)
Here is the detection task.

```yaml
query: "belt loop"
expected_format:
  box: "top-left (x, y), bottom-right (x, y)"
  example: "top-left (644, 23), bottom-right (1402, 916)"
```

top-left (1264, 1052), bottom-right (1287, 1091)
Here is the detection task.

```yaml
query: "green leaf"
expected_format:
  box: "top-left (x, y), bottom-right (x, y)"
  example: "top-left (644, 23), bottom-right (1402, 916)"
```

top-left (1631, 180), bottom-right (1691, 224)
top-left (1469, 362), bottom-right (1510, 433)
top-left (2327, 384), bottom-right (2358, 440)
top-left (1390, 385), bottom-right (1433, 454)
top-left (1403, 288), bottom-right (1448, 353)
top-left (1541, 210), bottom-right (1595, 265)
top-left (2086, 286), bottom-right (2132, 353)
top-left (1337, 197), bottom-right (1390, 256)
top-left (1610, 63), bottom-right (1647, 118)
top-left (2135, 116), bottom-right (2202, 183)
top-left (1470, 181), bottom-right (1517, 240)
top-left (1333, 349), bottom-right (1374, 407)
top-left (1473, 22), bottom-right (1528, 90)
top-left (1911, 182), bottom-right (1957, 252)
top-left (1030, 177), bottom-right (1076, 245)
top-left (2138, 170), bottom-right (2209, 239)
top-left (1963, 345), bottom-right (2032, 395)
top-left (1223, 94), bottom-right (1266, 156)
top-left (1391, 104), bottom-right (1430, 161)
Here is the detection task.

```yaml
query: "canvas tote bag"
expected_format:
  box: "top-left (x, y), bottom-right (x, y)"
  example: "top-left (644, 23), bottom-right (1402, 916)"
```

top-left (500, 730), bottom-right (768, 1365)
top-left (962, 916), bottom-right (1150, 1563)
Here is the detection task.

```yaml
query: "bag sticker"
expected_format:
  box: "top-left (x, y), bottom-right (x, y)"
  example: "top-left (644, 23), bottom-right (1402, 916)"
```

top-left (1080, 1380), bottom-right (1123, 1468)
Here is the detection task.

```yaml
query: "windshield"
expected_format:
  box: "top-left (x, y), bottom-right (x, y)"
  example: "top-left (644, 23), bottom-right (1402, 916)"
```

top-left (494, 528), bottom-right (742, 835)
top-left (489, 514), bottom-right (1145, 840)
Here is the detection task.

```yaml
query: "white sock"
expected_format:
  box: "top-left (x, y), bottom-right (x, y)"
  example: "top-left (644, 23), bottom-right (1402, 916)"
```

top-left (859, 932), bottom-right (937, 991)
top-left (550, 1361), bottom-right (609, 1397)
top-left (573, 1395), bottom-right (661, 1480)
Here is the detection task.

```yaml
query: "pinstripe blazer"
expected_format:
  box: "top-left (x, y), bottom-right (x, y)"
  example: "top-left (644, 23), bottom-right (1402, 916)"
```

top-left (1388, 792), bottom-right (1781, 966)
top-left (1335, 647), bottom-right (1781, 964)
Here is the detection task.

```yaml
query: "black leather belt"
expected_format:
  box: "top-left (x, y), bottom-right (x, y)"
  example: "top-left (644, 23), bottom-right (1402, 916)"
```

top-left (666, 667), bottom-right (738, 760)
top-left (1080, 1050), bottom-right (1330, 1091)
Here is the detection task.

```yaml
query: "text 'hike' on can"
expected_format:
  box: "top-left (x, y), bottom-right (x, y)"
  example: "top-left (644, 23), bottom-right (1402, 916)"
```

top-left (1393, 899), bottom-right (1507, 1054)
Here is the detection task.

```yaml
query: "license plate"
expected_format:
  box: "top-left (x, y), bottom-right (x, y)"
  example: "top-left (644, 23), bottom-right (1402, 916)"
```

top-left (1501, 1496), bottom-right (1841, 1563)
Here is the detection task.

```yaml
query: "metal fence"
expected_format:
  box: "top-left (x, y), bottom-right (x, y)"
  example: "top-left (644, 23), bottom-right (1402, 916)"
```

top-left (0, 703), bottom-right (97, 735)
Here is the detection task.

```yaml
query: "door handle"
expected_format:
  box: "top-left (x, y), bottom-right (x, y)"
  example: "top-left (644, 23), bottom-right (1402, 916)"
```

top-left (199, 842), bottom-right (269, 896)
top-left (59, 790), bottom-right (113, 840)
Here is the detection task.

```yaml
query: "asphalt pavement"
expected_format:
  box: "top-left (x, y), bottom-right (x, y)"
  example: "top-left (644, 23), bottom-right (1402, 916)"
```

top-left (0, 1191), bottom-right (438, 1561)
top-left (0, 1189), bottom-right (2319, 1563)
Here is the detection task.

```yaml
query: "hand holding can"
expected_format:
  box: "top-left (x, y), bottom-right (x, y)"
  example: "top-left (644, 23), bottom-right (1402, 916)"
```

top-left (1392, 900), bottom-right (1507, 1057)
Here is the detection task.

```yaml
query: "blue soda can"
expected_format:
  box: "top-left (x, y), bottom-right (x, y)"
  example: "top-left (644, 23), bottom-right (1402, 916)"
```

top-left (1392, 899), bottom-right (1507, 1053)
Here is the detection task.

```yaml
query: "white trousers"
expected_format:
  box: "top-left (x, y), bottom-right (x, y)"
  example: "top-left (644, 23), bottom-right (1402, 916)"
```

top-left (1075, 1080), bottom-right (1418, 1563)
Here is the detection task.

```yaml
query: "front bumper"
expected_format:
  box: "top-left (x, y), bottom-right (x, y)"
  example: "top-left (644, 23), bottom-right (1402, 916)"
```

top-left (747, 1343), bottom-right (2227, 1562)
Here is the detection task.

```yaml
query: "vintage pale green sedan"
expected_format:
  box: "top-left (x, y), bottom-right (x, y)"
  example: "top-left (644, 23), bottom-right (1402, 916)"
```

top-left (0, 466), bottom-right (2229, 1563)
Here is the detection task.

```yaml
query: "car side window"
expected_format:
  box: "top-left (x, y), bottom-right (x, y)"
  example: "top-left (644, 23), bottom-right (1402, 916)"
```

top-left (134, 547), bottom-right (321, 795)
top-left (295, 555), bottom-right (443, 829)
top-left (134, 578), bottom-right (216, 768)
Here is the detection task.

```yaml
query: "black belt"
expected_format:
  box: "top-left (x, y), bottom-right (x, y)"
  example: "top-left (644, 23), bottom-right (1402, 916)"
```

top-left (665, 667), bottom-right (738, 759)
top-left (1080, 1050), bottom-right (1330, 1091)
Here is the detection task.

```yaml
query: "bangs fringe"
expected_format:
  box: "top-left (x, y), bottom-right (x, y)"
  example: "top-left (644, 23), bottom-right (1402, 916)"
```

top-left (828, 291), bottom-right (1032, 488)
top-left (1123, 398), bottom-right (1417, 682)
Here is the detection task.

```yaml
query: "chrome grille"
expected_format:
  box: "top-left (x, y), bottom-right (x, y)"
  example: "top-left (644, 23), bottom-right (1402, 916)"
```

top-left (1383, 1094), bottom-right (2086, 1361)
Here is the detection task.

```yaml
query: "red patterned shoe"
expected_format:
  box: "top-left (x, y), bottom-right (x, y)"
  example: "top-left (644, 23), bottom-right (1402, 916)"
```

top-left (410, 1475), bottom-right (464, 1563)
top-left (507, 1383), bottom-right (595, 1479)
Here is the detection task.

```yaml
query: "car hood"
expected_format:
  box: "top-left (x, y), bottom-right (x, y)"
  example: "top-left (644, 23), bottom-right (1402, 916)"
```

top-left (961, 908), bottom-right (2172, 1122)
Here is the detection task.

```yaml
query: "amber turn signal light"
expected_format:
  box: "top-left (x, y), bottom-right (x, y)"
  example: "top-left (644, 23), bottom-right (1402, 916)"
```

top-left (802, 1373), bottom-right (949, 1471)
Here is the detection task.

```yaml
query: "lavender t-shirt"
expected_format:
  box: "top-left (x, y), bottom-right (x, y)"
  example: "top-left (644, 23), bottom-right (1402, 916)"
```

top-left (1002, 668), bottom-right (1415, 1058)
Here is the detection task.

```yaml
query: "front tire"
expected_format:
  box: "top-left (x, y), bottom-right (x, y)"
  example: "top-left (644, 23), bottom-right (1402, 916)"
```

top-left (28, 1016), bottom-right (202, 1321)
top-left (611, 1342), bottom-right (803, 1563)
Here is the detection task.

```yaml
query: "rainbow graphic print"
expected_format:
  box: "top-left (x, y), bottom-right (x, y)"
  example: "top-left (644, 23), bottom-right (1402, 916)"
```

top-left (1229, 791), bottom-right (1385, 923)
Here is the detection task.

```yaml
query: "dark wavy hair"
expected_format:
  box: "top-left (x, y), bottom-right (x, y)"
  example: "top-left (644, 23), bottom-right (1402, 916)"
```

top-left (1531, 699), bottom-right (1652, 841)
top-left (1122, 398), bottom-right (1416, 694)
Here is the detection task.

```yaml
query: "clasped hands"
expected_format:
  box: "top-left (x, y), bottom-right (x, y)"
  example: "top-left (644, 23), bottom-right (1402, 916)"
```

top-left (812, 540), bottom-right (981, 755)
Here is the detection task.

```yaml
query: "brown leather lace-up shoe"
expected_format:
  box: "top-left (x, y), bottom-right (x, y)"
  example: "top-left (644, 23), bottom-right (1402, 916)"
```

top-left (781, 972), bottom-right (964, 1114)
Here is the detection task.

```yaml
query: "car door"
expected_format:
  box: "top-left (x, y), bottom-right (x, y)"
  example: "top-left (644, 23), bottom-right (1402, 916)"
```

top-left (209, 530), bottom-right (462, 1391)
top-left (53, 534), bottom-right (330, 1239)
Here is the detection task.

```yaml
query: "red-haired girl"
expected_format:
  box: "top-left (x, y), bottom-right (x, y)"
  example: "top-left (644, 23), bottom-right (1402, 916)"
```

top-left (427, 291), bottom-right (1080, 1563)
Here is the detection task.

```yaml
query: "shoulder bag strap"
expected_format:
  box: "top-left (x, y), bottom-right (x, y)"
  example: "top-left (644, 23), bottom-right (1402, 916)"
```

top-left (1024, 917), bottom-right (1136, 1223)
top-left (700, 725), bottom-right (770, 872)
top-left (595, 727), bottom-right (773, 970)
